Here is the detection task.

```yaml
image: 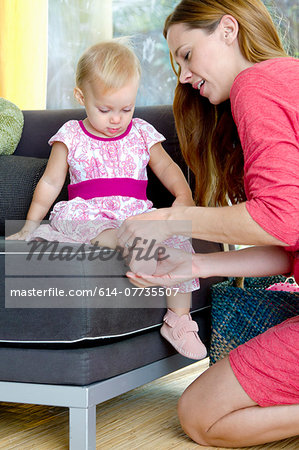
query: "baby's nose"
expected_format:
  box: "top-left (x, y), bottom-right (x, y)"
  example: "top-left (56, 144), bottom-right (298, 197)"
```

top-left (111, 115), bottom-right (121, 123)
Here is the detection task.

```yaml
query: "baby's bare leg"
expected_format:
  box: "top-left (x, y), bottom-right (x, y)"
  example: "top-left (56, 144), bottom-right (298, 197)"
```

top-left (91, 229), bottom-right (157, 274)
top-left (91, 229), bottom-right (118, 249)
top-left (167, 291), bottom-right (191, 316)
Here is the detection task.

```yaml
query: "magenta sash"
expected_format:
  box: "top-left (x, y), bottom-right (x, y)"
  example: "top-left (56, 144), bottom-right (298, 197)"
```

top-left (68, 178), bottom-right (148, 201)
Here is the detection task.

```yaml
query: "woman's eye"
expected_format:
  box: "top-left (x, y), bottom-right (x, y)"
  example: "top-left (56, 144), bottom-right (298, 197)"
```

top-left (184, 51), bottom-right (190, 61)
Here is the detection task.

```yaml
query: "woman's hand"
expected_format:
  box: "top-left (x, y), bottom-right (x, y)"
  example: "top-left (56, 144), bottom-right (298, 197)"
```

top-left (117, 208), bottom-right (173, 249)
top-left (126, 246), bottom-right (199, 287)
top-left (117, 206), bottom-right (192, 251)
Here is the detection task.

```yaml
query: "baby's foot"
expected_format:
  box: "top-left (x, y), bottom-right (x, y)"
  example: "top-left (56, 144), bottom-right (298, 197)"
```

top-left (128, 254), bottom-right (157, 275)
top-left (160, 309), bottom-right (207, 360)
top-left (125, 242), bottom-right (159, 275)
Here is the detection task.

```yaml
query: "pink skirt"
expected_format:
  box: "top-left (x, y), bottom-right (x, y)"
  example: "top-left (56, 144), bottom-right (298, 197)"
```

top-left (229, 315), bottom-right (299, 407)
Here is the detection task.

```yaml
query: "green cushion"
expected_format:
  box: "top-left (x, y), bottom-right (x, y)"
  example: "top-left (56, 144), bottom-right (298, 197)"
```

top-left (0, 98), bottom-right (24, 155)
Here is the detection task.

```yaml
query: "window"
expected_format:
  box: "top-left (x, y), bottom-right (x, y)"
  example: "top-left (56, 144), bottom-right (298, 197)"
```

top-left (46, 0), bottom-right (177, 109)
top-left (46, 0), bottom-right (298, 109)
top-left (265, 0), bottom-right (298, 57)
top-left (0, 0), bottom-right (297, 110)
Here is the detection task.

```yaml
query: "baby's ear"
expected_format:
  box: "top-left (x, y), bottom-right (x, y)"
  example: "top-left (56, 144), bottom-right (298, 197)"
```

top-left (73, 87), bottom-right (85, 106)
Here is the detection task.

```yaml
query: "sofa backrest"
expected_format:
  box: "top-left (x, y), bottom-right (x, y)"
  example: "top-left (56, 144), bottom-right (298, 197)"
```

top-left (15, 105), bottom-right (181, 159)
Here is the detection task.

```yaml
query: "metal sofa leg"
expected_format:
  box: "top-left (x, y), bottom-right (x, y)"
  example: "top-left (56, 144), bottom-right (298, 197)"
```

top-left (69, 405), bottom-right (96, 450)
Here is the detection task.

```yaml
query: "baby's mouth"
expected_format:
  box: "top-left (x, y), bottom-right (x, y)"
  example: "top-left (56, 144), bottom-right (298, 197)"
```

top-left (107, 127), bottom-right (121, 134)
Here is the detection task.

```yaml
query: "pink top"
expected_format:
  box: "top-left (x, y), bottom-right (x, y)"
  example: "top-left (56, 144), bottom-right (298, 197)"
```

top-left (44, 117), bottom-right (165, 231)
top-left (48, 117), bottom-right (165, 189)
top-left (79, 119), bottom-right (133, 141)
top-left (68, 177), bottom-right (148, 201)
top-left (230, 59), bottom-right (299, 408)
top-left (67, 122), bottom-right (148, 200)
top-left (230, 58), bottom-right (299, 250)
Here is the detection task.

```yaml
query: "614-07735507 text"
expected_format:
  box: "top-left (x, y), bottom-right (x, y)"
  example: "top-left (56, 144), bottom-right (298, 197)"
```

top-left (97, 287), bottom-right (179, 297)
top-left (9, 286), bottom-right (180, 298)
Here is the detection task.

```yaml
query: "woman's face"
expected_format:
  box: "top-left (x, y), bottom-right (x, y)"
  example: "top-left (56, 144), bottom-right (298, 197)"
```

top-left (167, 21), bottom-right (247, 105)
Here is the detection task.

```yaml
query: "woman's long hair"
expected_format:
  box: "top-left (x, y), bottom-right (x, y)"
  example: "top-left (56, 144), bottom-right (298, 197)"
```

top-left (164, 0), bottom-right (288, 206)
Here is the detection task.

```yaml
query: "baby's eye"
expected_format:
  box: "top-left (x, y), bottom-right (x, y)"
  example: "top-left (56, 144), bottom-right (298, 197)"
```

top-left (184, 51), bottom-right (190, 61)
top-left (123, 108), bottom-right (132, 113)
top-left (99, 108), bottom-right (109, 113)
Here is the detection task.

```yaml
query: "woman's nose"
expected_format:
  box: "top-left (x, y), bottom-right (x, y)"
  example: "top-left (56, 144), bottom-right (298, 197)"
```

top-left (179, 67), bottom-right (192, 84)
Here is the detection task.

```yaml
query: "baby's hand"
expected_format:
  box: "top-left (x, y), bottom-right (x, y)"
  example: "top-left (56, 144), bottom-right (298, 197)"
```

top-left (172, 195), bottom-right (195, 207)
top-left (6, 229), bottom-right (31, 241)
top-left (6, 221), bottom-right (39, 240)
top-left (6, 230), bottom-right (32, 240)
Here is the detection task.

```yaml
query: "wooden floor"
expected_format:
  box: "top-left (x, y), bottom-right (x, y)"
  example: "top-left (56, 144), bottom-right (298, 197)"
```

top-left (0, 358), bottom-right (298, 449)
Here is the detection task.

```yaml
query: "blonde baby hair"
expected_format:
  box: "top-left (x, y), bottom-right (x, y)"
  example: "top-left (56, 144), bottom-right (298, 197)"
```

top-left (76, 38), bottom-right (141, 93)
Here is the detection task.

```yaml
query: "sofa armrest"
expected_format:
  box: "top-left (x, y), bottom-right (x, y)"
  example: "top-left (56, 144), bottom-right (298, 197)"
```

top-left (0, 155), bottom-right (68, 235)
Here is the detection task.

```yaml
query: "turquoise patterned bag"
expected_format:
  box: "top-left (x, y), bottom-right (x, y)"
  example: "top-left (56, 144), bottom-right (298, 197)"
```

top-left (209, 276), bottom-right (299, 364)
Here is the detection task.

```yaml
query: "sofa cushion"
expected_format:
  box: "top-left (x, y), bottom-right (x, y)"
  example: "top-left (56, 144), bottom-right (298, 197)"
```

top-left (0, 237), bottom-right (222, 344)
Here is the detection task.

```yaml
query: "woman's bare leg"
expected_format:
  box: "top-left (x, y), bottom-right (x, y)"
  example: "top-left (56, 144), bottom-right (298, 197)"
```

top-left (178, 356), bottom-right (299, 447)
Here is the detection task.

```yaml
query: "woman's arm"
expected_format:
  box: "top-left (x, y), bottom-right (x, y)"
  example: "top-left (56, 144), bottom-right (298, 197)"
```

top-left (171, 202), bottom-right (287, 246)
top-left (126, 245), bottom-right (291, 288)
top-left (6, 142), bottom-right (68, 239)
top-left (194, 245), bottom-right (291, 279)
top-left (117, 202), bottom-right (286, 250)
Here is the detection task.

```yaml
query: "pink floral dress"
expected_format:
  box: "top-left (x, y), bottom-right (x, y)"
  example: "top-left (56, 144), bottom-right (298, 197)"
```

top-left (29, 118), bottom-right (199, 293)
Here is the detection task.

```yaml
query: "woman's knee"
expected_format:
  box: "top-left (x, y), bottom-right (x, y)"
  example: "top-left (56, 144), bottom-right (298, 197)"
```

top-left (177, 356), bottom-right (253, 446)
top-left (177, 386), bottom-right (210, 445)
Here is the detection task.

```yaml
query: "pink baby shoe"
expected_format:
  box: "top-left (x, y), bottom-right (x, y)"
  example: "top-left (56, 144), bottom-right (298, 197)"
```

top-left (160, 309), bottom-right (207, 360)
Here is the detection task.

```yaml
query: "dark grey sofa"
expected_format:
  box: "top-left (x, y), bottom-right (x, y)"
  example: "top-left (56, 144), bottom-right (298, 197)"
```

top-left (0, 105), bottom-right (225, 449)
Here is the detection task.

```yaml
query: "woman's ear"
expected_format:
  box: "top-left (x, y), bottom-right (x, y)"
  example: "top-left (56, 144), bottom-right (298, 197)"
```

top-left (220, 15), bottom-right (239, 44)
top-left (74, 87), bottom-right (85, 106)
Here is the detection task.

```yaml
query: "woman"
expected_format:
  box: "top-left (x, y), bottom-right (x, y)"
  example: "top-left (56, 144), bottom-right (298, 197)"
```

top-left (117, 0), bottom-right (299, 447)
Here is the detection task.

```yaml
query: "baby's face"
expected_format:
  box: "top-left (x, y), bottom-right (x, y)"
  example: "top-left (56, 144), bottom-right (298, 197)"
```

top-left (81, 78), bottom-right (139, 138)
